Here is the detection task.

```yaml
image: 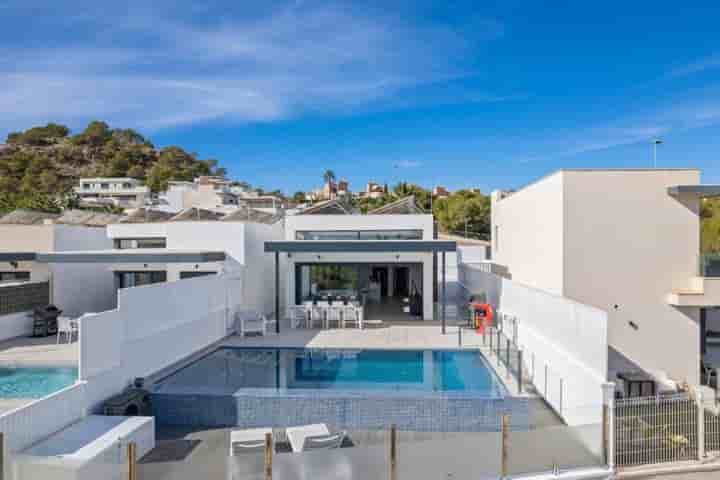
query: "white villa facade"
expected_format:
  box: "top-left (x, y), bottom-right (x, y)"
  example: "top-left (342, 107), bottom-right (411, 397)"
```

top-left (274, 211), bottom-right (443, 322)
top-left (74, 178), bottom-right (150, 208)
top-left (490, 168), bottom-right (720, 387)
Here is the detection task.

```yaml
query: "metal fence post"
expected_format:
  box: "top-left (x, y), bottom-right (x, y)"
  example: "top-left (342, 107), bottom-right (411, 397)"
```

top-left (389, 424), bottom-right (397, 480)
top-left (517, 350), bottom-right (523, 394)
top-left (505, 339), bottom-right (510, 370)
top-left (559, 378), bottom-right (564, 415)
top-left (127, 442), bottom-right (137, 480)
top-left (544, 364), bottom-right (548, 397)
top-left (489, 328), bottom-right (493, 350)
top-left (264, 432), bottom-right (273, 480)
top-left (496, 330), bottom-right (501, 357)
top-left (601, 382), bottom-right (616, 470)
top-left (501, 415), bottom-right (509, 478)
top-left (0, 432), bottom-right (4, 480)
top-left (697, 388), bottom-right (706, 460)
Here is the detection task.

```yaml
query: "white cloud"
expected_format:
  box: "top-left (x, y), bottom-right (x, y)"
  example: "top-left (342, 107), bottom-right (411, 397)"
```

top-left (394, 160), bottom-right (422, 169)
top-left (0, 2), bottom-right (506, 136)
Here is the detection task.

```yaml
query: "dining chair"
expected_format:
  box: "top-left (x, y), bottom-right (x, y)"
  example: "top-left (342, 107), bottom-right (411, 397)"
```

top-left (326, 307), bottom-right (342, 329)
top-left (342, 306), bottom-right (359, 329)
top-left (310, 306), bottom-right (325, 329)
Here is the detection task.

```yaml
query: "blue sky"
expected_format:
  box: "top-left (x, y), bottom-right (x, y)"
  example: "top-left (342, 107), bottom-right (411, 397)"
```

top-left (3, 1), bottom-right (720, 194)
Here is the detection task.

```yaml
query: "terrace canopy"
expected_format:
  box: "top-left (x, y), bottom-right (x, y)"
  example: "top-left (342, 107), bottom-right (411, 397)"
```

top-left (264, 240), bottom-right (457, 333)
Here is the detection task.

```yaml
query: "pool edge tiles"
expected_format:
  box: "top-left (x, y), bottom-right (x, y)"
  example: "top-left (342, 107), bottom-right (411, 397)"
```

top-left (149, 347), bottom-right (530, 432)
top-left (151, 391), bottom-right (530, 432)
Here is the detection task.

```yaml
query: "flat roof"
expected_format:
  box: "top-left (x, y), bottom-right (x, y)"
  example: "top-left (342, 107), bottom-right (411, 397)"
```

top-left (0, 250), bottom-right (226, 263)
top-left (668, 185), bottom-right (720, 197)
top-left (264, 240), bottom-right (456, 253)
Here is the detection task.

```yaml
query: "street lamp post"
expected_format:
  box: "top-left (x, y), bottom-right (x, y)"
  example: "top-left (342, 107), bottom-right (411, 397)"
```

top-left (652, 139), bottom-right (663, 168)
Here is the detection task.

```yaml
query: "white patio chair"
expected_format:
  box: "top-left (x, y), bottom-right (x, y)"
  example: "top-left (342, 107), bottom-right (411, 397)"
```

top-left (326, 306), bottom-right (342, 329)
top-left (286, 424), bottom-right (345, 453)
top-left (308, 306), bottom-right (325, 329)
top-left (236, 312), bottom-right (275, 337)
top-left (289, 306), bottom-right (307, 329)
top-left (228, 428), bottom-right (272, 480)
top-left (57, 316), bottom-right (74, 344)
top-left (342, 306), bottom-right (359, 329)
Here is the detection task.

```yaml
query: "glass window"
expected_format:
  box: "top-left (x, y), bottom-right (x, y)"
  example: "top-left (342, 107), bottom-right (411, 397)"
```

top-left (114, 238), bottom-right (166, 249)
top-left (101, 183), bottom-right (109, 189)
top-left (122, 183), bottom-right (132, 189)
top-left (295, 230), bottom-right (422, 240)
top-left (296, 231), bottom-right (359, 241)
top-left (0, 271), bottom-right (31, 283)
top-left (295, 264), bottom-right (359, 303)
top-left (358, 230), bottom-right (422, 240)
top-left (179, 271), bottom-right (216, 279)
top-left (115, 271), bottom-right (166, 289)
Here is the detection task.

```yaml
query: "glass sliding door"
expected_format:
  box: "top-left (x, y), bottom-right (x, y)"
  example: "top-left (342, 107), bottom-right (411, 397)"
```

top-left (295, 264), bottom-right (359, 303)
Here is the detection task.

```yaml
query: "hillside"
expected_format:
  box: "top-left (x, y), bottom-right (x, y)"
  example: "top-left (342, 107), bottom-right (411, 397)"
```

top-left (0, 121), bottom-right (226, 214)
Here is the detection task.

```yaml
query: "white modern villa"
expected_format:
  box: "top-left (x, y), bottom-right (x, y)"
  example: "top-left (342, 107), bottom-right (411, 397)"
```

top-left (2, 172), bottom-right (720, 479)
top-left (74, 177), bottom-right (150, 208)
top-left (490, 168), bottom-right (720, 391)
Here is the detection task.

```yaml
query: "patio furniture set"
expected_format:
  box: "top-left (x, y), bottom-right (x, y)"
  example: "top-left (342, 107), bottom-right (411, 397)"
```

top-left (288, 303), bottom-right (365, 330)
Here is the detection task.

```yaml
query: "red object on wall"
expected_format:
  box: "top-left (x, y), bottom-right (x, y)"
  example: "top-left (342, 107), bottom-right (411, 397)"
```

top-left (469, 303), bottom-right (493, 333)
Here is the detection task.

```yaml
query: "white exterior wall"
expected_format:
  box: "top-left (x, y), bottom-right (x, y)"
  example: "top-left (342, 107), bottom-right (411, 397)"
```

top-left (0, 225), bottom-right (54, 282)
top-left (562, 170), bottom-right (701, 385)
top-left (492, 169), bottom-right (703, 385)
top-left (107, 221), bottom-right (283, 316)
top-left (491, 173), bottom-right (565, 295)
top-left (284, 214), bottom-right (436, 320)
top-left (459, 263), bottom-right (608, 425)
top-left (284, 214), bottom-right (434, 240)
top-left (50, 225), bottom-right (116, 316)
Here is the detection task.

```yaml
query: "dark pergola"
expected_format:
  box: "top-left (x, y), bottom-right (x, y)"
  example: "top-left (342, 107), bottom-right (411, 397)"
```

top-left (264, 240), bottom-right (457, 334)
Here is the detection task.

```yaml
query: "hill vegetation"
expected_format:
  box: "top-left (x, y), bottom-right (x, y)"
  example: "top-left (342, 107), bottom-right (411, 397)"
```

top-left (355, 181), bottom-right (491, 240)
top-left (0, 121), bottom-right (226, 214)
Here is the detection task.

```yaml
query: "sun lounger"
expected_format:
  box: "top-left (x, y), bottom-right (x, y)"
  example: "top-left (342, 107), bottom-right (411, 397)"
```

top-left (286, 424), bottom-right (345, 453)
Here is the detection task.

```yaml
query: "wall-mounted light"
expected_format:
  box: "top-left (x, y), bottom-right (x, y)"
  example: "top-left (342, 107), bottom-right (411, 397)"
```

top-left (287, 253), bottom-right (292, 259)
top-left (10, 261), bottom-right (19, 269)
top-left (317, 255), bottom-right (322, 260)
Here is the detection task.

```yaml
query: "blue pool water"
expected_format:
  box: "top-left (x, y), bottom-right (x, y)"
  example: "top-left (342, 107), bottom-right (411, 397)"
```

top-left (154, 348), bottom-right (505, 396)
top-left (0, 366), bottom-right (78, 398)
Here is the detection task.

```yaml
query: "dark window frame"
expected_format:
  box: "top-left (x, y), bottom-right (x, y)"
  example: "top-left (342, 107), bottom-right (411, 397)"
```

top-left (114, 237), bottom-right (167, 249)
top-left (295, 229), bottom-right (423, 241)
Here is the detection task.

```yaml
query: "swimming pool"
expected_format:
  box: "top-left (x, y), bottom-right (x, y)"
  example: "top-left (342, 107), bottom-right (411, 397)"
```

top-left (151, 348), bottom-right (529, 431)
top-left (0, 366), bottom-right (78, 398)
top-left (153, 348), bottom-right (506, 396)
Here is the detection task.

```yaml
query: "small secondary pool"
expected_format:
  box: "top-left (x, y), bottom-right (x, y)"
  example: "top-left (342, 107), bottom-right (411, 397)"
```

top-left (151, 348), bottom-right (528, 431)
top-left (154, 348), bottom-right (506, 396)
top-left (0, 366), bottom-right (78, 399)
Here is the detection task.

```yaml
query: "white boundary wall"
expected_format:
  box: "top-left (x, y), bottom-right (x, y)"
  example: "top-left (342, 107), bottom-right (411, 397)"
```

top-left (0, 273), bottom-right (242, 479)
top-left (79, 272), bottom-right (243, 411)
top-left (0, 382), bottom-right (87, 479)
top-left (459, 262), bottom-right (608, 426)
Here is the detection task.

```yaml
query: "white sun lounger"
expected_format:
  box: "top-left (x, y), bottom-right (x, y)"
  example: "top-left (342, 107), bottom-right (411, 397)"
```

top-left (229, 427), bottom-right (272, 456)
top-left (286, 424), bottom-right (345, 453)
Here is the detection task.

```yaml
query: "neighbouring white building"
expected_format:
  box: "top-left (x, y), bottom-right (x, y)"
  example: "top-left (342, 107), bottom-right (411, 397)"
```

top-left (74, 178), bottom-right (150, 208)
top-left (0, 220), bottom-right (116, 340)
top-left (106, 218), bottom-right (284, 316)
top-left (155, 177), bottom-right (283, 215)
top-left (490, 168), bottom-right (720, 387)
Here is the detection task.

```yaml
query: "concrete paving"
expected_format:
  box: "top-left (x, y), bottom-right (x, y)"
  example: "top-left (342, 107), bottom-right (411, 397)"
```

top-left (0, 335), bottom-right (77, 368)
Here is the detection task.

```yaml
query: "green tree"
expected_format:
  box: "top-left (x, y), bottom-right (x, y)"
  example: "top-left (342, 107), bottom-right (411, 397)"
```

top-left (292, 191), bottom-right (307, 203)
top-left (6, 123), bottom-right (69, 146)
top-left (72, 121), bottom-right (112, 146)
top-left (323, 169), bottom-right (336, 185)
top-left (433, 190), bottom-right (490, 239)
